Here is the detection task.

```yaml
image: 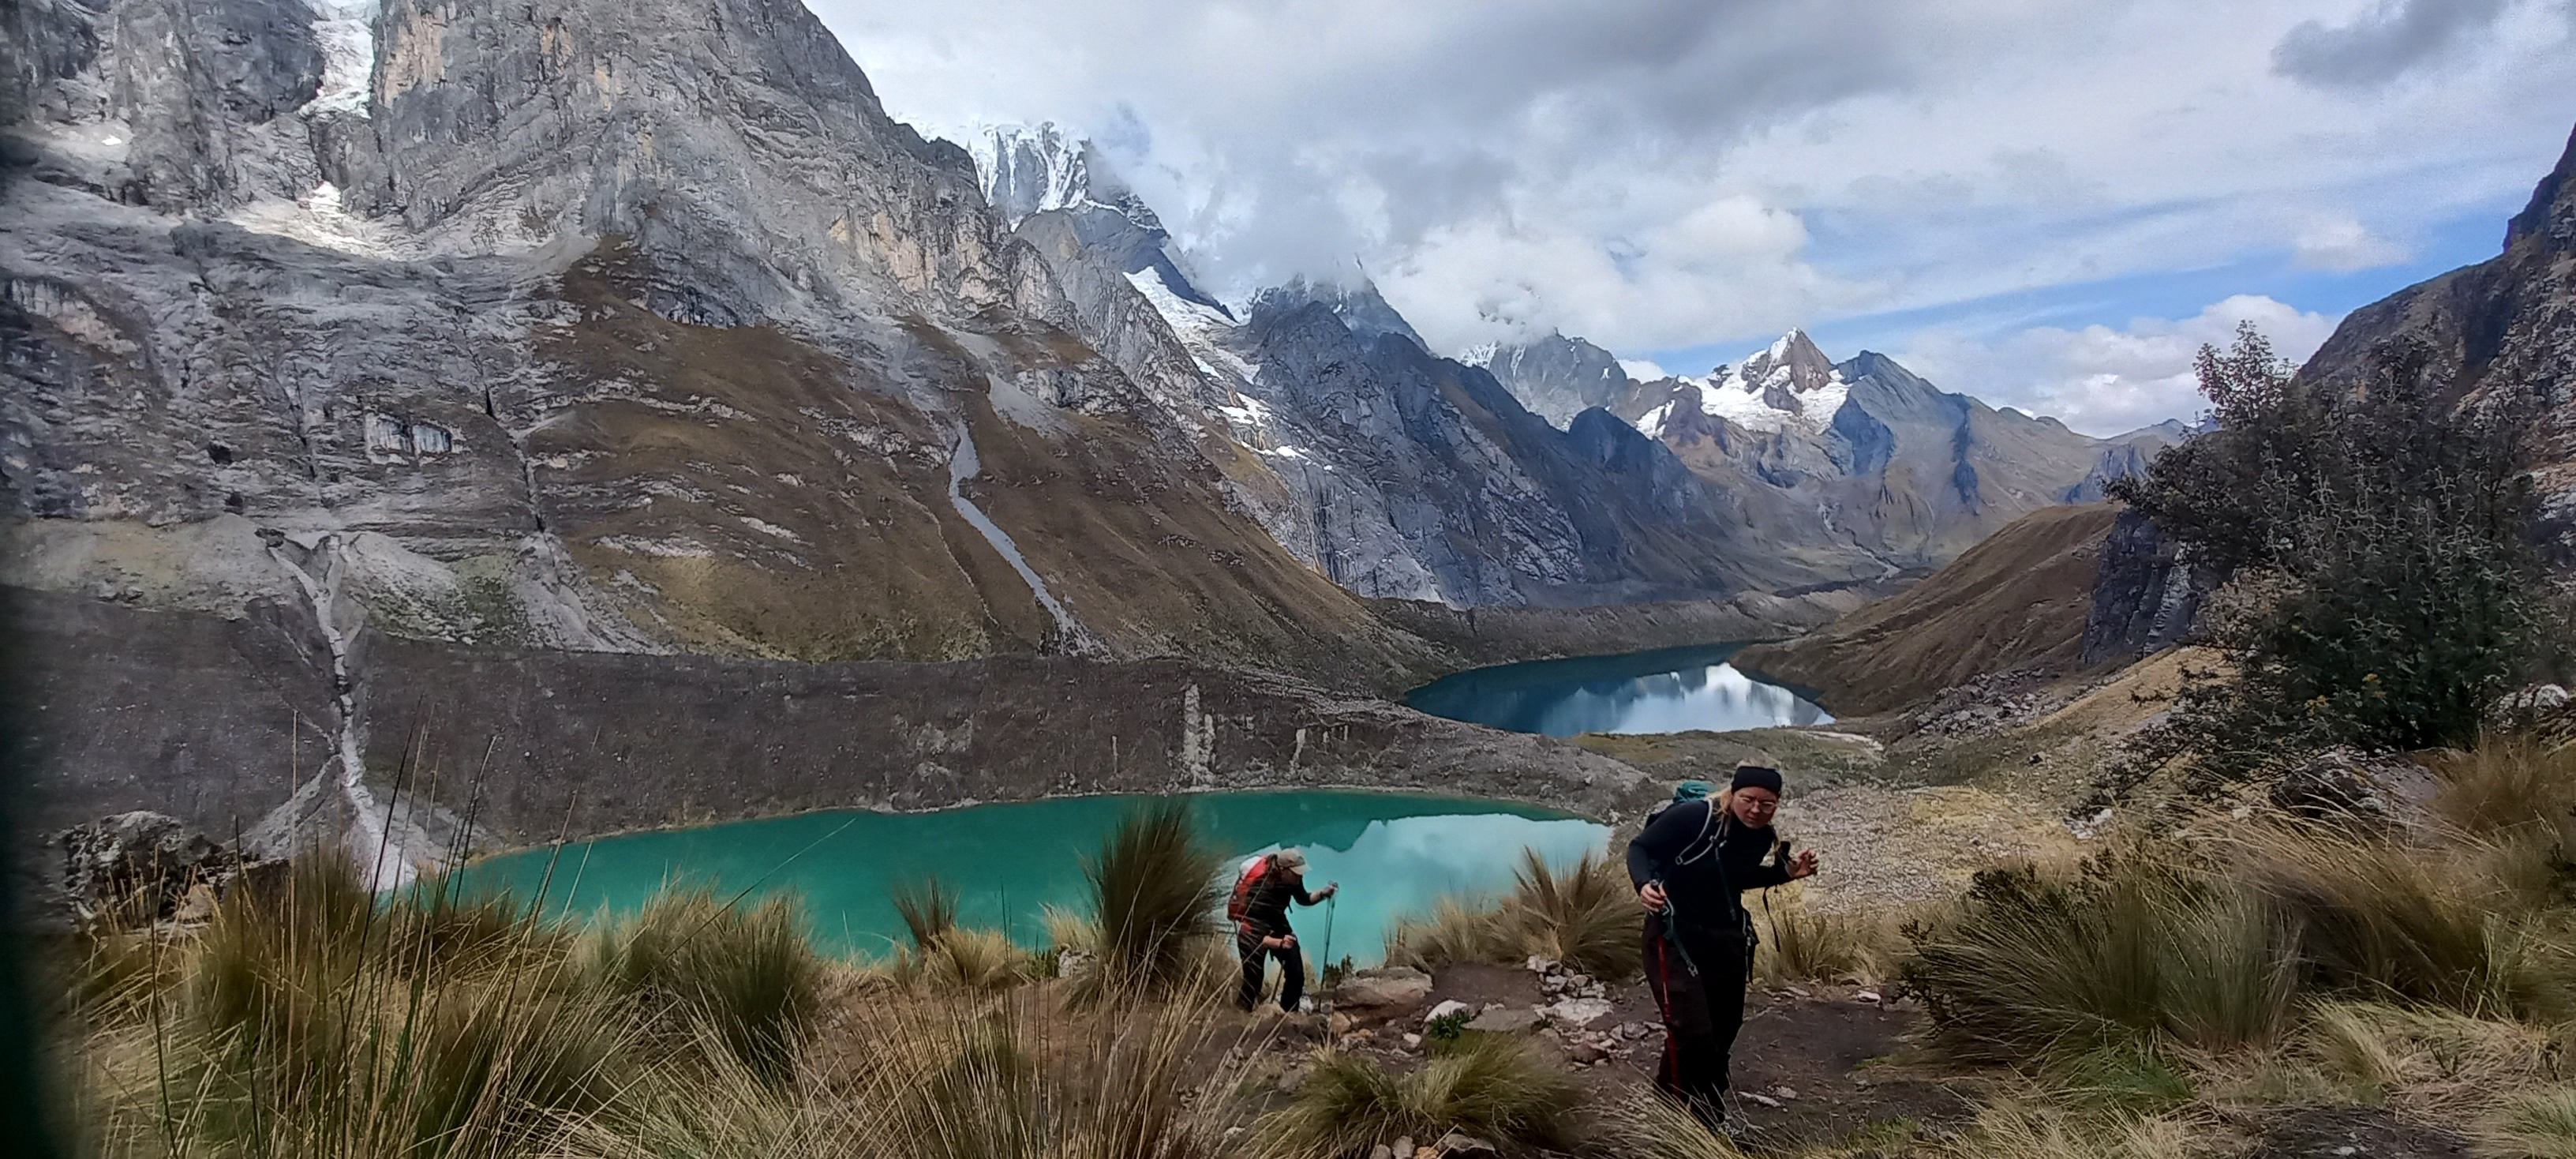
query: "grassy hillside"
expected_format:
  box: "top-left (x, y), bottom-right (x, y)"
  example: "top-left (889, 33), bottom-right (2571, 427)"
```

top-left (1733, 504), bottom-right (2120, 715)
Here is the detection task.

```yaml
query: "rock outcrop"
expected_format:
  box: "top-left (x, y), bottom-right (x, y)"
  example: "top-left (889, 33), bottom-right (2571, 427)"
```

top-left (2078, 508), bottom-right (2219, 666)
top-left (6, 587), bottom-right (1664, 846)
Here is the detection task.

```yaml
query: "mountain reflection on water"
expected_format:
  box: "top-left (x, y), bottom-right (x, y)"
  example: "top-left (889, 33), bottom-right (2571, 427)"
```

top-left (1403, 643), bottom-right (1832, 737)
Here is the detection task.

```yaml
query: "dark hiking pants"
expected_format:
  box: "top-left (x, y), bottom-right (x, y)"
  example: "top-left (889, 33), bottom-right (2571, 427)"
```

top-left (1643, 915), bottom-right (1750, 1120)
top-left (1236, 928), bottom-right (1304, 1012)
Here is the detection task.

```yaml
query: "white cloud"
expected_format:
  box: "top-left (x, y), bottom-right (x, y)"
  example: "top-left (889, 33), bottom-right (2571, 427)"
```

top-left (1618, 358), bottom-right (1670, 381)
top-left (810, 0), bottom-right (2576, 364)
top-left (2293, 215), bottom-right (2409, 270)
top-left (1896, 295), bottom-right (2346, 437)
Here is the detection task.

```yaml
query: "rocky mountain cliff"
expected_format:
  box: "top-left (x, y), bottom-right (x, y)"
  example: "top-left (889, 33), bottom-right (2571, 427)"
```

top-left (2, 0), bottom-right (1449, 675)
top-left (2293, 122), bottom-right (2576, 559)
top-left (1466, 333), bottom-right (1647, 428)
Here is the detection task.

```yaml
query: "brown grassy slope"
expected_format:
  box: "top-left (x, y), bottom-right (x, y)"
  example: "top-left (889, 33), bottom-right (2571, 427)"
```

top-left (1732, 503), bottom-right (2120, 715)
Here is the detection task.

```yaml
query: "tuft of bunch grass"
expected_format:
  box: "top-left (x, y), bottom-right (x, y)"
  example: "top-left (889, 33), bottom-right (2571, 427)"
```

top-left (2484, 1088), bottom-right (2576, 1159)
top-left (1071, 799), bottom-right (1225, 1006)
top-left (1754, 901), bottom-right (1903, 985)
top-left (582, 990), bottom-right (1248, 1159)
top-left (2305, 1000), bottom-right (2566, 1120)
top-left (1386, 847), bottom-right (1638, 979)
top-left (885, 876), bottom-right (1045, 994)
top-left (1600, 1090), bottom-right (1750, 1158)
top-left (892, 925), bottom-right (1048, 994)
top-left (582, 886), bottom-right (822, 1086)
top-left (2240, 821), bottom-right (2576, 1023)
top-left (889, 875), bottom-right (960, 952)
top-left (1258, 1033), bottom-right (1577, 1157)
top-left (2431, 734), bottom-right (2576, 840)
top-left (69, 854), bottom-right (641, 1159)
top-left (1900, 853), bottom-right (2299, 1063)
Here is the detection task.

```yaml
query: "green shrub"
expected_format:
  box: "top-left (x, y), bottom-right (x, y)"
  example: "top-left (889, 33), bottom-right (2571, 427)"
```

top-left (2110, 325), bottom-right (2555, 767)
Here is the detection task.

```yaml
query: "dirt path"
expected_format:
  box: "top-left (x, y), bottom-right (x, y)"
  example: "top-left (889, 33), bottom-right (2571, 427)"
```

top-left (1401, 963), bottom-right (1981, 1153)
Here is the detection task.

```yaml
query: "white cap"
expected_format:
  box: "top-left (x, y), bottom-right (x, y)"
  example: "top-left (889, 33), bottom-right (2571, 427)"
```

top-left (1273, 847), bottom-right (1308, 872)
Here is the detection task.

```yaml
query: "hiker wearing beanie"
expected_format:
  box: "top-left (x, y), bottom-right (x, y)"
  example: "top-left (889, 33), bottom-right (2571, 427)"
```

top-left (1230, 846), bottom-right (1339, 1012)
top-left (1627, 763), bottom-right (1819, 1129)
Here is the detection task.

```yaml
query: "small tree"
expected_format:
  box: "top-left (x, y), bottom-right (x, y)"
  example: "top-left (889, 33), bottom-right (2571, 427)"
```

top-left (2110, 324), bottom-right (2552, 768)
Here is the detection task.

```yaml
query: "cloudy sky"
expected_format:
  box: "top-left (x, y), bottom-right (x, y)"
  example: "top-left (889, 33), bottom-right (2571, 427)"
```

top-left (814, 0), bottom-right (2576, 435)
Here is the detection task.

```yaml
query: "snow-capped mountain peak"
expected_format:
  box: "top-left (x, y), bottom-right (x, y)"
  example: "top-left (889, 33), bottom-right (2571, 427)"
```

top-left (967, 122), bottom-right (1093, 227)
top-left (1691, 329), bottom-right (1848, 436)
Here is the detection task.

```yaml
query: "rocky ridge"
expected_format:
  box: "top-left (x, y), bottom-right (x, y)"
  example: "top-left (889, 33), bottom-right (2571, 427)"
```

top-left (1481, 330), bottom-right (2186, 577)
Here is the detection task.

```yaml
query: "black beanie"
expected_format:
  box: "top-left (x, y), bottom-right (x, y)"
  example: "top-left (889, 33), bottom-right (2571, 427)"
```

top-left (1731, 764), bottom-right (1784, 794)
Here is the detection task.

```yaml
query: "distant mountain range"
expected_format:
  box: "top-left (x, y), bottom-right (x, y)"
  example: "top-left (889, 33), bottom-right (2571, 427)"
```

top-left (1, 0), bottom-right (2177, 704)
top-left (975, 123), bottom-right (2183, 599)
top-left (1476, 328), bottom-right (2185, 575)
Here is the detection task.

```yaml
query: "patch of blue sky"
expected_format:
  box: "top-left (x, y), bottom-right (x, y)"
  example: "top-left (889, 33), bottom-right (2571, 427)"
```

top-left (1640, 197), bottom-right (2523, 378)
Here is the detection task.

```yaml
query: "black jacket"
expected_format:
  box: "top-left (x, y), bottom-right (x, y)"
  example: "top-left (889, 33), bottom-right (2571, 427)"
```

top-left (1239, 864), bottom-right (1320, 939)
top-left (1626, 799), bottom-right (1791, 943)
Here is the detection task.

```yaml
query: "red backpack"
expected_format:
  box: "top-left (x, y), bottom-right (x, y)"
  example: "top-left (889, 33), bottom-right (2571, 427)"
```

top-left (1225, 854), bottom-right (1271, 928)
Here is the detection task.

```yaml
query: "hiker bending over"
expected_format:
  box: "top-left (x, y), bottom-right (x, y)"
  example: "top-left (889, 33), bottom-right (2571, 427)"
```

top-left (1627, 765), bottom-right (1819, 1129)
top-left (1230, 846), bottom-right (1338, 1012)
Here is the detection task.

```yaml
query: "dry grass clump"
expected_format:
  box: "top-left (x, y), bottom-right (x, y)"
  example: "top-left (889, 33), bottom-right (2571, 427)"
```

top-left (2304, 1000), bottom-right (2567, 1120)
top-left (2429, 734), bottom-right (2576, 840)
top-left (588, 990), bottom-right (1245, 1159)
top-left (886, 876), bottom-right (1048, 995)
top-left (1754, 900), bottom-right (1906, 986)
top-left (1900, 855), bottom-right (2299, 1063)
top-left (63, 855), bottom-right (639, 1159)
top-left (1386, 848), bottom-right (1637, 979)
top-left (1072, 800), bottom-right (1226, 1006)
top-left (1259, 1033), bottom-right (1578, 1157)
top-left (2483, 1087), bottom-right (2576, 1159)
top-left (581, 886), bottom-right (824, 1085)
top-left (2240, 823), bottom-right (2576, 1023)
top-left (1905, 736), bottom-right (2576, 1071)
top-left (1606, 1090), bottom-right (2207, 1159)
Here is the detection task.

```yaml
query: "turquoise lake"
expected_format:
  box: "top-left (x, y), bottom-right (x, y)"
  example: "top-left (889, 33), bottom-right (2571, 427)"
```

top-left (1402, 643), bottom-right (1832, 737)
top-left (458, 791), bottom-right (1609, 965)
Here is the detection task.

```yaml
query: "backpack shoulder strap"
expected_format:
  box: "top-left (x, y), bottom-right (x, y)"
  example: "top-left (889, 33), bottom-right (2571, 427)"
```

top-left (1672, 801), bottom-right (1724, 865)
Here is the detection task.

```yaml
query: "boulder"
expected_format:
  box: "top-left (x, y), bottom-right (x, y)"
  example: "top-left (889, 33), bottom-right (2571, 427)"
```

top-left (2492, 683), bottom-right (2572, 727)
top-left (1334, 966), bottom-right (1433, 1011)
top-left (1424, 1000), bottom-right (1473, 1026)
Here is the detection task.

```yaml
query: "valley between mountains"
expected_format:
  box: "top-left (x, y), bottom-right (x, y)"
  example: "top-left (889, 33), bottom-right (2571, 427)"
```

top-left (2, 0), bottom-right (2188, 867)
top-left (13, 2), bottom-right (2576, 1157)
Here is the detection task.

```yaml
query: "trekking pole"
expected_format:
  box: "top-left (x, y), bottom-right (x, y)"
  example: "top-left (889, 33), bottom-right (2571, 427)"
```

top-left (1319, 891), bottom-right (1336, 979)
